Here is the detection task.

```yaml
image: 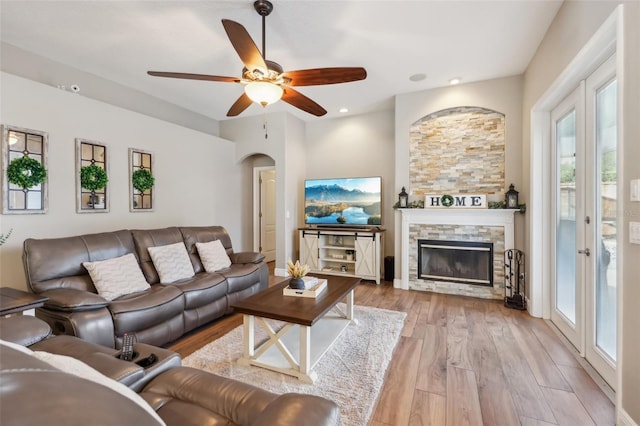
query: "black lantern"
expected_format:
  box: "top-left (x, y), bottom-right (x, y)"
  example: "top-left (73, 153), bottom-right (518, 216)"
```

top-left (398, 187), bottom-right (409, 208)
top-left (506, 184), bottom-right (519, 209)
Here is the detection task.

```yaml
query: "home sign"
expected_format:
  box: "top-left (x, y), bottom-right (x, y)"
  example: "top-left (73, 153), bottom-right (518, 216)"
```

top-left (424, 194), bottom-right (487, 209)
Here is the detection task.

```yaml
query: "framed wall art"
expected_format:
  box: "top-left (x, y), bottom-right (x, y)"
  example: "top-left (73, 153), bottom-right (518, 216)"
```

top-left (76, 138), bottom-right (109, 213)
top-left (129, 148), bottom-right (154, 212)
top-left (2, 125), bottom-right (49, 214)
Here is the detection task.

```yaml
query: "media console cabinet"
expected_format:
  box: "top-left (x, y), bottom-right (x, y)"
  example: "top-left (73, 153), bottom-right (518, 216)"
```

top-left (298, 227), bottom-right (384, 284)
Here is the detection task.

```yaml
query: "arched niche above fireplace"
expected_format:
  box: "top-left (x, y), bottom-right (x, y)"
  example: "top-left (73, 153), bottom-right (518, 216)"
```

top-left (409, 106), bottom-right (505, 198)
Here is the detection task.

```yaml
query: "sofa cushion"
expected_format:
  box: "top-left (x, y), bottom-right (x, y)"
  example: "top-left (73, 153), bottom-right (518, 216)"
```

top-left (131, 227), bottom-right (186, 284)
top-left (179, 226), bottom-right (234, 274)
top-left (83, 253), bottom-right (150, 301)
top-left (148, 242), bottom-right (195, 284)
top-left (167, 272), bottom-right (227, 309)
top-left (108, 285), bottom-right (185, 335)
top-left (23, 229), bottom-right (136, 294)
top-left (196, 240), bottom-right (232, 272)
top-left (221, 264), bottom-right (265, 294)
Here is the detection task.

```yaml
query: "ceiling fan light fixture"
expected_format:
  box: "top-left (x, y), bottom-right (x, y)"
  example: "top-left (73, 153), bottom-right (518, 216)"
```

top-left (244, 81), bottom-right (283, 106)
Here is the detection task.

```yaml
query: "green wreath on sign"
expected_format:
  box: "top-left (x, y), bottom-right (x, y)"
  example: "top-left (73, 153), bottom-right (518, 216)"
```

top-left (7, 156), bottom-right (47, 189)
top-left (80, 164), bottom-right (108, 192)
top-left (441, 194), bottom-right (454, 208)
top-left (132, 168), bottom-right (155, 192)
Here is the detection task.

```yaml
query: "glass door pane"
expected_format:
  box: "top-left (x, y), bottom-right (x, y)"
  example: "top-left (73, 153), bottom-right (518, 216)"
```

top-left (556, 110), bottom-right (577, 324)
top-left (595, 79), bottom-right (617, 361)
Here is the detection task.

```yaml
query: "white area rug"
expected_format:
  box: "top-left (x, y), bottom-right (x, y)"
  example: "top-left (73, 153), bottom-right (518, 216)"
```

top-left (183, 304), bottom-right (406, 426)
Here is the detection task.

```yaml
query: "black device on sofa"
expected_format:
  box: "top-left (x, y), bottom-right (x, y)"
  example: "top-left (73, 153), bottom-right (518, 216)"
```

top-left (22, 226), bottom-right (269, 348)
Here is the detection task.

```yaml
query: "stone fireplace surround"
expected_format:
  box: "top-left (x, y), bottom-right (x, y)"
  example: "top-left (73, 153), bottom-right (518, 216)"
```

top-left (398, 208), bottom-right (516, 299)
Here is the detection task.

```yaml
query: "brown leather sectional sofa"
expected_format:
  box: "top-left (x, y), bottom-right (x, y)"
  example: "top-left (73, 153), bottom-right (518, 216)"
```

top-left (22, 226), bottom-right (268, 348)
top-left (0, 315), bottom-right (340, 425)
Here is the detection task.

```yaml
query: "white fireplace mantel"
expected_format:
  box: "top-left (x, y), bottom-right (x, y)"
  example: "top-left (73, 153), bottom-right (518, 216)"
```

top-left (397, 208), bottom-right (517, 290)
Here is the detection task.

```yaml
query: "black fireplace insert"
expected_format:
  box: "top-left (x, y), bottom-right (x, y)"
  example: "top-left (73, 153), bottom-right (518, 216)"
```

top-left (417, 239), bottom-right (493, 286)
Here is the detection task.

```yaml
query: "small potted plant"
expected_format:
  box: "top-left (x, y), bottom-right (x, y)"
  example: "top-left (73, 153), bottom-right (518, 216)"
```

top-left (0, 228), bottom-right (13, 246)
top-left (287, 259), bottom-right (309, 290)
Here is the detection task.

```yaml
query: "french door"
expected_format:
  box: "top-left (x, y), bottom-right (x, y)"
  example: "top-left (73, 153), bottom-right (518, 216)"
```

top-left (551, 55), bottom-right (617, 388)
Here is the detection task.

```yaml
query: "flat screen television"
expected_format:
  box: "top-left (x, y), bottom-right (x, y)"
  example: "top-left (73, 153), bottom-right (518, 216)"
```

top-left (304, 176), bottom-right (382, 227)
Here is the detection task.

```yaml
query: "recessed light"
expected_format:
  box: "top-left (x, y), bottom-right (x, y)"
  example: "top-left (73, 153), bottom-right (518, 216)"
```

top-left (339, 107), bottom-right (349, 113)
top-left (449, 77), bottom-right (461, 85)
top-left (409, 73), bottom-right (427, 82)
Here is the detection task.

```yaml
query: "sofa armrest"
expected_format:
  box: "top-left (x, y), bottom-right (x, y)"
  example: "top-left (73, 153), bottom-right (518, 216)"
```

top-left (140, 367), bottom-right (340, 426)
top-left (40, 288), bottom-right (108, 311)
top-left (254, 393), bottom-right (341, 426)
top-left (83, 352), bottom-right (146, 386)
top-left (0, 315), bottom-right (52, 346)
top-left (0, 345), bottom-right (164, 426)
top-left (229, 251), bottom-right (265, 264)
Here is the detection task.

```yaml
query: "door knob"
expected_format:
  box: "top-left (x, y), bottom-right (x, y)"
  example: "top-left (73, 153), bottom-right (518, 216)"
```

top-left (578, 248), bottom-right (591, 256)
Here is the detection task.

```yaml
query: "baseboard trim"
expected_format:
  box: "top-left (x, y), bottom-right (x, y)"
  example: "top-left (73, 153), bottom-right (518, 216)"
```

top-left (618, 408), bottom-right (639, 426)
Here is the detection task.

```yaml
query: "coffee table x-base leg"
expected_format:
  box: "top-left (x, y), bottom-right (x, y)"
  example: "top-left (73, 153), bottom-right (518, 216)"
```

top-left (238, 291), bottom-right (355, 383)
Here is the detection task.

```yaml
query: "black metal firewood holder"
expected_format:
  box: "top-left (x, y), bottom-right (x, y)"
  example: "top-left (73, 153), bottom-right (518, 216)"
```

top-left (504, 249), bottom-right (526, 310)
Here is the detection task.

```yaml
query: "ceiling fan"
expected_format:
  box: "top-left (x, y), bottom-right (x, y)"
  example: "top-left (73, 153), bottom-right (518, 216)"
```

top-left (147, 0), bottom-right (367, 117)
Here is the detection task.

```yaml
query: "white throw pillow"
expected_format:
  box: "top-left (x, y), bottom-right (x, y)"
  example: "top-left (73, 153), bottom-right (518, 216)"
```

top-left (0, 338), bottom-right (34, 355)
top-left (196, 240), bottom-right (232, 272)
top-left (147, 242), bottom-right (195, 283)
top-left (83, 253), bottom-right (150, 301)
top-left (32, 351), bottom-right (166, 425)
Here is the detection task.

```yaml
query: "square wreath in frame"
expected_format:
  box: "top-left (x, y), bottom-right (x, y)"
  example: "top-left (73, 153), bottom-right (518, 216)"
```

top-left (76, 138), bottom-right (109, 213)
top-left (129, 148), bottom-right (154, 212)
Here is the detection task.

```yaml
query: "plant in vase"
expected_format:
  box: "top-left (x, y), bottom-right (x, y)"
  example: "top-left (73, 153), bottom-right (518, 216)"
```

top-left (287, 259), bottom-right (309, 290)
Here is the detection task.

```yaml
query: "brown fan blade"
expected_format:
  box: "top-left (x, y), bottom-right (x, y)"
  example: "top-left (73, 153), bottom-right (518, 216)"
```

top-left (282, 67), bottom-right (367, 86)
top-left (281, 87), bottom-right (327, 116)
top-left (227, 93), bottom-right (253, 117)
top-left (148, 71), bottom-right (239, 83)
top-left (221, 19), bottom-right (268, 73)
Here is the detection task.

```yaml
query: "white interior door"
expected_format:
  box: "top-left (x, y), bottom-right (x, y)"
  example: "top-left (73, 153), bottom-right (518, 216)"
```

top-left (259, 169), bottom-right (276, 262)
top-left (550, 55), bottom-right (617, 389)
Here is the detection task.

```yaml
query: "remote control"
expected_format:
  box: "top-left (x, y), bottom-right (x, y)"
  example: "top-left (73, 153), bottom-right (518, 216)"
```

top-left (120, 332), bottom-right (135, 361)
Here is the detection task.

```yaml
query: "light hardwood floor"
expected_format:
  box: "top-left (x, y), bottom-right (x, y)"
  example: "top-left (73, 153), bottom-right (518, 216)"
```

top-left (168, 269), bottom-right (615, 426)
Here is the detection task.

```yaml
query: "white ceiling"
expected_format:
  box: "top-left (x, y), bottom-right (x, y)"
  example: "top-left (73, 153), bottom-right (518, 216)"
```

top-left (0, 0), bottom-right (563, 123)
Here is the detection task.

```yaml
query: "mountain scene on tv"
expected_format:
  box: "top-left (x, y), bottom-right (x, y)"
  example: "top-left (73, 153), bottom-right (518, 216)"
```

top-left (305, 178), bottom-right (381, 226)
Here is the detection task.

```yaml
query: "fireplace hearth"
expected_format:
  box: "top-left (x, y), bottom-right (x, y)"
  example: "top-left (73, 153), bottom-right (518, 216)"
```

top-left (418, 239), bottom-right (493, 286)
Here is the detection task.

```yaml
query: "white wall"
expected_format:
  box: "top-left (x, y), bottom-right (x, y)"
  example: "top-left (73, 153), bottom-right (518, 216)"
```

top-left (0, 72), bottom-right (240, 291)
top-left (394, 75), bottom-right (525, 280)
top-left (522, 2), bottom-right (640, 423)
top-left (220, 111), bottom-right (307, 273)
top-left (284, 115), bottom-right (307, 269)
top-left (305, 110), bottom-right (395, 258)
